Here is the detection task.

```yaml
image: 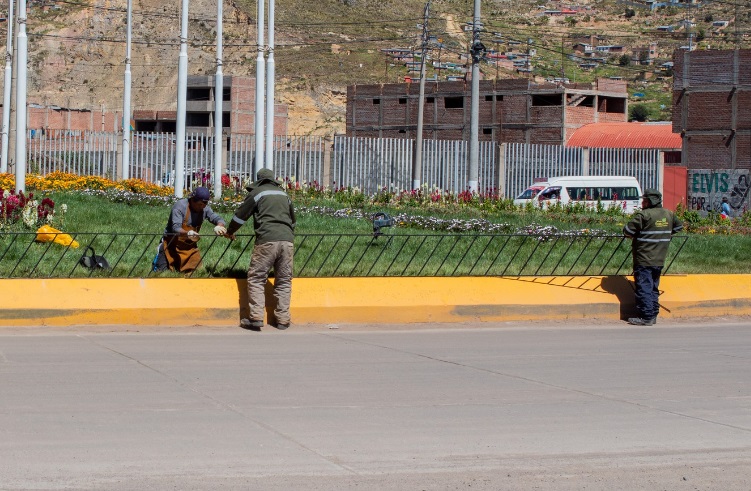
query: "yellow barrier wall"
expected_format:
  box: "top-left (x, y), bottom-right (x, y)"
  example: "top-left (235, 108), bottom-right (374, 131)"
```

top-left (1, 275), bottom-right (750, 327)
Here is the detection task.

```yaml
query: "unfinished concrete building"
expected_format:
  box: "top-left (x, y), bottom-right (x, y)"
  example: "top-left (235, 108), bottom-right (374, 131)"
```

top-left (133, 75), bottom-right (288, 135)
top-left (672, 49), bottom-right (751, 215)
top-left (673, 49), bottom-right (751, 171)
top-left (346, 78), bottom-right (628, 145)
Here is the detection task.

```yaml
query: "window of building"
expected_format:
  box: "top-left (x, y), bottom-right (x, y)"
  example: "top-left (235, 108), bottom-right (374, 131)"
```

top-left (496, 95), bottom-right (504, 101)
top-left (399, 97), bottom-right (407, 105)
top-left (373, 98), bottom-right (381, 105)
top-left (532, 94), bottom-right (563, 106)
top-left (223, 88), bottom-right (232, 102)
top-left (482, 128), bottom-right (493, 135)
top-left (485, 95), bottom-right (493, 102)
top-left (426, 97), bottom-right (435, 103)
top-left (598, 96), bottom-right (626, 114)
top-left (445, 96), bottom-right (464, 109)
top-left (186, 88), bottom-right (211, 101)
top-left (186, 112), bottom-right (210, 126)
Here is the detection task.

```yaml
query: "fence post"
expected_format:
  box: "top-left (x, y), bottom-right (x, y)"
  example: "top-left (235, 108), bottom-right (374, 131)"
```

top-left (497, 143), bottom-right (506, 197)
top-left (116, 132), bottom-right (123, 180)
top-left (581, 147), bottom-right (590, 176)
top-left (323, 135), bottom-right (332, 188)
top-left (657, 150), bottom-right (665, 194)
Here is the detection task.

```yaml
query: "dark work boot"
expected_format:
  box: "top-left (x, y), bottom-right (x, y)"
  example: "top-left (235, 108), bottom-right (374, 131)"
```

top-left (240, 318), bottom-right (263, 330)
top-left (627, 317), bottom-right (656, 326)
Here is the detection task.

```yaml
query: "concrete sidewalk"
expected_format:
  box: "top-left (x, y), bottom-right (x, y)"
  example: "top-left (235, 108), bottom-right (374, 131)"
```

top-left (1, 275), bottom-right (750, 327)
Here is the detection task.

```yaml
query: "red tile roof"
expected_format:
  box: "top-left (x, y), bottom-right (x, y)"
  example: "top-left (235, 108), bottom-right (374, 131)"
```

top-left (566, 122), bottom-right (682, 149)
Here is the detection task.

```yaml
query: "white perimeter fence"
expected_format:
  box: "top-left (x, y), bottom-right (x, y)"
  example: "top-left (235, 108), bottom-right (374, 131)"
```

top-left (15, 131), bottom-right (663, 198)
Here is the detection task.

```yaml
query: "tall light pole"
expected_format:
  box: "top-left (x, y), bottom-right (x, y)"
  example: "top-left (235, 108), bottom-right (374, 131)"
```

top-left (254, 0), bottom-right (265, 174)
top-left (412, 1), bottom-right (430, 190)
top-left (264, 0), bottom-right (275, 173)
top-left (1, 0), bottom-right (14, 173)
top-left (174, 0), bottom-right (189, 197)
top-left (214, 0), bottom-right (224, 199)
top-left (14, 0), bottom-right (27, 192)
top-left (468, 0), bottom-right (483, 194)
top-left (122, 0), bottom-right (132, 180)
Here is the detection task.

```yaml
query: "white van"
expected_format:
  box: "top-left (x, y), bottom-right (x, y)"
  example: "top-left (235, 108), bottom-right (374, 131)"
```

top-left (534, 176), bottom-right (643, 213)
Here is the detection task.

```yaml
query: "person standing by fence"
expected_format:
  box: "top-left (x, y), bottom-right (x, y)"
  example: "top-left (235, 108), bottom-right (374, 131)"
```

top-left (226, 169), bottom-right (296, 330)
top-left (623, 189), bottom-right (683, 326)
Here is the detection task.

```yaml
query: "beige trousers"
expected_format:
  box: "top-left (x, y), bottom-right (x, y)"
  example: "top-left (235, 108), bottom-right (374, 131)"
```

top-left (247, 241), bottom-right (294, 324)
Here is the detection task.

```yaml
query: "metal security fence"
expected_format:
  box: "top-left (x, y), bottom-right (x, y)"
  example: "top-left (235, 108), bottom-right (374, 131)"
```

top-left (331, 136), bottom-right (499, 194)
top-left (19, 132), bottom-right (662, 198)
top-left (226, 135), bottom-right (326, 187)
top-left (0, 231), bottom-right (688, 279)
top-left (27, 131), bottom-right (118, 179)
top-left (503, 143), bottom-right (662, 199)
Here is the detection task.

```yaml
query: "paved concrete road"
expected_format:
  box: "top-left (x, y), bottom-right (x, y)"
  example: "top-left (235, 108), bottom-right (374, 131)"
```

top-left (1, 319), bottom-right (750, 490)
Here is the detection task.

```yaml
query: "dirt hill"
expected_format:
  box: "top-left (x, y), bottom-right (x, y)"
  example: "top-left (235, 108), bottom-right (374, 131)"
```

top-left (5, 0), bottom-right (748, 135)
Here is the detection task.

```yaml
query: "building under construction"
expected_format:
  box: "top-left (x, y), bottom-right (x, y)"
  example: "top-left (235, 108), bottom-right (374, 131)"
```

top-left (346, 78), bottom-right (628, 145)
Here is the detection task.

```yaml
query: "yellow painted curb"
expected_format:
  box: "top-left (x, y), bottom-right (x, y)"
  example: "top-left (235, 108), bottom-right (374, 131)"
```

top-left (1, 275), bottom-right (750, 327)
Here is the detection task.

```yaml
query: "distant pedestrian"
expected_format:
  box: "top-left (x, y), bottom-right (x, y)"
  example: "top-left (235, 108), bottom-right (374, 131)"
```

top-left (721, 197), bottom-right (731, 219)
top-left (154, 187), bottom-right (228, 273)
top-left (226, 169), bottom-right (296, 330)
top-left (623, 189), bottom-right (684, 326)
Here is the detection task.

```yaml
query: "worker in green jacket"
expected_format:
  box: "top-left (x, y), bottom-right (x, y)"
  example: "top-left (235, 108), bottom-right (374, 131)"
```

top-left (623, 189), bottom-right (683, 326)
top-left (226, 168), bottom-right (296, 330)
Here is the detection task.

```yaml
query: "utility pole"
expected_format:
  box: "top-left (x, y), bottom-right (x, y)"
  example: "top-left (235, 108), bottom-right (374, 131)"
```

top-left (265, 0), bottom-right (275, 173)
top-left (14, 0), bottom-right (28, 192)
top-left (560, 36), bottom-right (565, 80)
top-left (122, 0), bottom-right (132, 180)
top-left (412, 1), bottom-right (430, 190)
top-left (214, 0), bottom-right (224, 199)
top-left (174, 0), bottom-right (189, 197)
top-left (1, 0), bottom-right (14, 173)
top-left (468, 0), bottom-right (484, 193)
top-left (254, 0), bottom-right (266, 174)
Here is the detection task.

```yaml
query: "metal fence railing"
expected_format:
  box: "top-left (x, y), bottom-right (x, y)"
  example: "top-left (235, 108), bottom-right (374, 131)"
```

top-left (0, 231), bottom-right (689, 279)
top-left (20, 132), bottom-right (663, 199)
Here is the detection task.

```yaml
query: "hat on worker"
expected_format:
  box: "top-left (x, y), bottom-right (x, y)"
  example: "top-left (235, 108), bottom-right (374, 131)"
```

top-left (640, 188), bottom-right (662, 206)
top-left (256, 168), bottom-right (275, 181)
top-left (191, 186), bottom-right (211, 201)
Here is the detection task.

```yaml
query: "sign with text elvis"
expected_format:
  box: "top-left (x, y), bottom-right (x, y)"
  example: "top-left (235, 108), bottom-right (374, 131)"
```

top-left (687, 169), bottom-right (750, 216)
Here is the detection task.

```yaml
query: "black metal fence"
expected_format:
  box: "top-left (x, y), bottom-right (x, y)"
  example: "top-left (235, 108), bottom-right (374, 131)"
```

top-left (0, 231), bottom-right (688, 279)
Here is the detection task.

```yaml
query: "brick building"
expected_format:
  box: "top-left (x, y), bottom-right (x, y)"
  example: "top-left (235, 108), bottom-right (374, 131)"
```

top-left (134, 76), bottom-right (287, 135)
top-left (25, 75), bottom-right (288, 136)
top-left (346, 78), bottom-right (628, 145)
top-left (672, 48), bottom-right (751, 214)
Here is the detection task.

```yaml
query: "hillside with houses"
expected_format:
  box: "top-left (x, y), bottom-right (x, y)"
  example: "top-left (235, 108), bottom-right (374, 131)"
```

top-left (1, 0), bottom-right (750, 135)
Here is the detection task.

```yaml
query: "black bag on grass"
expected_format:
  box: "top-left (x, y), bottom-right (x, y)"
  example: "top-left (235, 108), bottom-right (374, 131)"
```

top-left (79, 247), bottom-right (111, 270)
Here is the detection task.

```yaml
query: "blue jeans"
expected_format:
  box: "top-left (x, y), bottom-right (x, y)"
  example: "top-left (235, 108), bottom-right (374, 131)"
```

top-left (634, 265), bottom-right (662, 320)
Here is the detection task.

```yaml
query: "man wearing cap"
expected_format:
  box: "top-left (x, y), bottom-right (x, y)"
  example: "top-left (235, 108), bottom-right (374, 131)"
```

top-left (154, 186), bottom-right (228, 273)
top-left (226, 169), bottom-right (296, 330)
top-left (623, 188), bottom-right (684, 326)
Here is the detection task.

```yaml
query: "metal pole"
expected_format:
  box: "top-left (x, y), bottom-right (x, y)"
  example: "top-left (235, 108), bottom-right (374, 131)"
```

top-left (174, 0), bottom-right (189, 197)
top-left (121, 0), bottom-right (132, 181)
top-left (264, 0), bottom-right (275, 172)
top-left (1, 0), bottom-right (14, 173)
top-left (254, 0), bottom-right (265, 174)
top-left (412, 1), bottom-right (430, 190)
top-left (14, 0), bottom-right (27, 192)
top-left (468, 0), bottom-right (481, 193)
top-left (214, 0), bottom-right (224, 199)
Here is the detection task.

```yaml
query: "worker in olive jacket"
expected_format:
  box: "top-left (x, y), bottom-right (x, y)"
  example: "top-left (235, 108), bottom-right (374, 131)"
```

top-left (226, 168), bottom-right (296, 330)
top-left (623, 189), bottom-right (683, 326)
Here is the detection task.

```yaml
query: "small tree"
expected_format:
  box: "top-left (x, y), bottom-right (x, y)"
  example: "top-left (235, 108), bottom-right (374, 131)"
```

top-left (618, 54), bottom-right (631, 66)
top-left (624, 8), bottom-right (636, 19)
top-left (629, 104), bottom-right (651, 122)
